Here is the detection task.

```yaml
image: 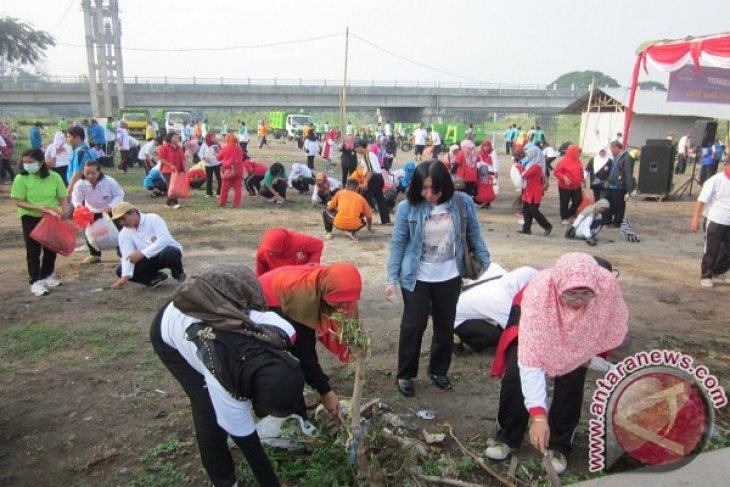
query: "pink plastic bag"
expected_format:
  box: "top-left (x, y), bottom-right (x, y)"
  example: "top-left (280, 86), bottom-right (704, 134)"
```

top-left (30, 215), bottom-right (77, 257)
top-left (168, 172), bottom-right (190, 200)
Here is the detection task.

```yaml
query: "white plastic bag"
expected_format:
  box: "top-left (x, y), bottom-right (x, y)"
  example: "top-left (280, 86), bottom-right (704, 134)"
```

top-left (510, 165), bottom-right (523, 188)
top-left (85, 214), bottom-right (119, 251)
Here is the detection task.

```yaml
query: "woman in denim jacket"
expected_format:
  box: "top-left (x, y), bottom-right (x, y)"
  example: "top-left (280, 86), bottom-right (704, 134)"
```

top-left (385, 161), bottom-right (490, 397)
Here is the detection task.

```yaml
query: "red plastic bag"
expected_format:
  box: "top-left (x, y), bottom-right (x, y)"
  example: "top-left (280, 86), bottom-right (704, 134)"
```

top-left (30, 215), bottom-right (77, 257)
top-left (72, 206), bottom-right (95, 229)
top-left (168, 171), bottom-right (189, 200)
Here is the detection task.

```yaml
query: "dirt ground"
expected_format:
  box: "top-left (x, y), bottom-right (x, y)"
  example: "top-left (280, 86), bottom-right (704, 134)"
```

top-left (1, 139), bottom-right (729, 486)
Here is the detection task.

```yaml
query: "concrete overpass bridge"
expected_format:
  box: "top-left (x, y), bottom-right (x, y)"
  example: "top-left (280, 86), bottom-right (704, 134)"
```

top-left (0, 76), bottom-right (583, 121)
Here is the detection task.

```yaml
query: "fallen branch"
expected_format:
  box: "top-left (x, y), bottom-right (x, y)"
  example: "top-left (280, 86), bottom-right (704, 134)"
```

top-left (415, 473), bottom-right (484, 487)
top-left (443, 423), bottom-right (517, 487)
top-left (87, 450), bottom-right (119, 468)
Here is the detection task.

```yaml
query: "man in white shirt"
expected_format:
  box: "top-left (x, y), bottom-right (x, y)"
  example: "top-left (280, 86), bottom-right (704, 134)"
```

top-left (116, 121), bottom-right (131, 173)
top-left (690, 157), bottom-right (730, 288)
top-left (676, 133), bottom-right (692, 174)
top-left (288, 162), bottom-right (315, 193)
top-left (138, 137), bottom-right (161, 173)
top-left (430, 129), bottom-right (442, 159)
top-left (412, 123), bottom-right (428, 162)
top-left (110, 202), bottom-right (185, 289)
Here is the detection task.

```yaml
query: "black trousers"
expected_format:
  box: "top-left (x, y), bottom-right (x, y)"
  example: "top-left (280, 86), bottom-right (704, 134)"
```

top-left (702, 221), bottom-right (730, 279)
top-left (591, 185), bottom-right (605, 204)
top-left (115, 246), bottom-right (184, 285)
top-left (454, 319), bottom-right (503, 353)
top-left (260, 180), bottom-right (287, 200)
top-left (495, 342), bottom-right (587, 455)
top-left (292, 176), bottom-right (315, 193)
top-left (458, 182), bottom-right (477, 198)
top-left (675, 154), bottom-right (687, 174)
top-left (21, 215), bottom-right (57, 284)
top-left (522, 202), bottom-right (551, 232)
top-left (245, 174), bottom-right (264, 195)
top-left (505, 141), bottom-right (512, 155)
top-left (322, 209), bottom-right (365, 233)
top-left (1, 158), bottom-right (16, 182)
top-left (306, 155), bottom-right (315, 169)
top-left (604, 188), bottom-right (626, 227)
top-left (342, 164), bottom-right (356, 186)
top-left (239, 141), bottom-right (249, 153)
top-left (366, 173), bottom-right (390, 224)
top-left (205, 165), bottom-right (221, 196)
top-left (699, 164), bottom-right (719, 186)
top-left (259, 136), bottom-right (267, 149)
top-left (558, 187), bottom-right (582, 221)
top-left (149, 307), bottom-right (279, 487)
top-left (397, 277), bottom-right (462, 379)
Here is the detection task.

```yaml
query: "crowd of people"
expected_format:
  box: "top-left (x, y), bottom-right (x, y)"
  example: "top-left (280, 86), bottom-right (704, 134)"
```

top-left (4, 112), bottom-right (730, 486)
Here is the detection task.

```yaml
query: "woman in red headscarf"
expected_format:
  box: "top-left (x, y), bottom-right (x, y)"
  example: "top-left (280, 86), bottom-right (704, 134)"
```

top-left (255, 227), bottom-right (324, 276)
top-left (452, 140), bottom-right (479, 198)
top-left (553, 145), bottom-right (585, 224)
top-left (259, 263), bottom-right (362, 414)
top-left (199, 130), bottom-right (221, 197)
top-left (486, 253), bottom-right (628, 475)
top-left (216, 133), bottom-right (244, 207)
top-left (477, 140), bottom-right (500, 177)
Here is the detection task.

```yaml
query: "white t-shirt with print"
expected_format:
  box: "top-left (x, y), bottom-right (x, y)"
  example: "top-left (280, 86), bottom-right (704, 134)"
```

top-left (413, 128), bottom-right (427, 146)
top-left (698, 171), bottom-right (730, 225)
top-left (417, 203), bottom-right (459, 282)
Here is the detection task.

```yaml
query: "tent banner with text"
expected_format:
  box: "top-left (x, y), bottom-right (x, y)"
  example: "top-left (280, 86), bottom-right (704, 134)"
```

top-left (667, 64), bottom-right (730, 104)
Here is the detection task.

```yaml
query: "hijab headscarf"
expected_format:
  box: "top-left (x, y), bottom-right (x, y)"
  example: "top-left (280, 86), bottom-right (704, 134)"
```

top-left (479, 140), bottom-right (493, 161)
top-left (224, 133), bottom-right (238, 146)
top-left (592, 145), bottom-right (610, 173)
top-left (460, 139), bottom-right (477, 168)
top-left (172, 265), bottom-right (292, 347)
top-left (260, 263), bottom-right (362, 362)
top-left (401, 160), bottom-right (416, 189)
top-left (315, 172), bottom-right (330, 191)
top-left (518, 253), bottom-right (628, 377)
top-left (259, 228), bottom-right (290, 256)
top-left (204, 131), bottom-right (217, 148)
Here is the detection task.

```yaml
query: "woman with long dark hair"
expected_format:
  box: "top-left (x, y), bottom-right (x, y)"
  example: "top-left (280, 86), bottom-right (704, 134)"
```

top-left (11, 149), bottom-right (70, 296)
top-left (386, 160), bottom-right (490, 396)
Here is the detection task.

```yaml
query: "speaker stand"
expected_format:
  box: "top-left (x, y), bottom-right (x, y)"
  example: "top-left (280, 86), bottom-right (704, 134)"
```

top-left (672, 151), bottom-right (701, 198)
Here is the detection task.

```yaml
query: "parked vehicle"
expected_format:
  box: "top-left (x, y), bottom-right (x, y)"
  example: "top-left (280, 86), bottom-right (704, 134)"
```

top-left (269, 111), bottom-right (312, 139)
top-left (118, 108), bottom-right (148, 140)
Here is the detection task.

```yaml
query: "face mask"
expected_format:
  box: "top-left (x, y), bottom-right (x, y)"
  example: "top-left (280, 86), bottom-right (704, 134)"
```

top-left (24, 162), bottom-right (40, 174)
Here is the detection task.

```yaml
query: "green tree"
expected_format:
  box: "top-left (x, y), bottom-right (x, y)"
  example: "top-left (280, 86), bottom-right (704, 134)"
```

top-left (0, 16), bottom-right (55, 67)
top-left (550, 70), bottom-right (620, 90)
top-left (638, 80), bottom-right (667, 91)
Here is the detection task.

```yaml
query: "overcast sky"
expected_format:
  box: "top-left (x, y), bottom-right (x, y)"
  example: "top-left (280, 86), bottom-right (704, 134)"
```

top-left (3, 0), bottom-right (728, 86)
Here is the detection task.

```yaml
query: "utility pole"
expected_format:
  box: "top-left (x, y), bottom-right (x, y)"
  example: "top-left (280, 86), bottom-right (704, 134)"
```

top-left (340, 27), bottom-right (349, 137)
top-left (81, 0), bottom-right (125, 116)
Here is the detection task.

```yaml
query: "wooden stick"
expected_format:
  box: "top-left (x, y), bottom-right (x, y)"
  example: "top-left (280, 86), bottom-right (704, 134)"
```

top-left (443, 423), bottom-right (517, 487)
top-left (415, 473), bottom-right (484, 487)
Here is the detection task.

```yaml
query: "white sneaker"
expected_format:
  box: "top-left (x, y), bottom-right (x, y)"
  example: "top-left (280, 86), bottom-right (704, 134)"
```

top-left (324, 232), bottom-right (333, 240)
top-left (700, 278), bottom-right (714, 289)
top-left (561, 219), bottom-right (571, 225)
top-left (172, 204), bottom-right (181, 209)
top-left (547, 450), bottom-right (567, 475)
top-left (30, 280), bottom-right (49, 297)
top-left (43, 275), bottom-right (62, 288)
top-left (517, 218), bottom-right (525, 225)
top-left (484, 439), bottom-right (514, 461)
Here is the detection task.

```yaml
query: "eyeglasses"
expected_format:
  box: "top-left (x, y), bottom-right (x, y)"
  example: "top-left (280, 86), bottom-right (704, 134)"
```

top-left (561, 289), bottom-right (596, 303)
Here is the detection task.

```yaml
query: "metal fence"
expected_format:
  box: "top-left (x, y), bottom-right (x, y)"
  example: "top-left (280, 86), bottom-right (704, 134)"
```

top-left (2, 75), bottom-right (606, 93)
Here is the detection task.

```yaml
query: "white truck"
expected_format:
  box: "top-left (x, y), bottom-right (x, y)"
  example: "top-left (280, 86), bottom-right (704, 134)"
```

top-left (164, 111), bottom-right (193, 136)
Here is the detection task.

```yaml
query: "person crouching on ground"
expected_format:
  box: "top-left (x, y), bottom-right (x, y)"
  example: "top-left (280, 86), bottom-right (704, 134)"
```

top-left (311, 172), bottom-right (341, 206)
top-left (152, 264), bottom-right (306, 486)
top-left (453, 264), bottom-right (537, 354)
top-left (217, 134), bottom-right (244, 208)
top-left (322, 178), bottom-right (373, 241)
top-left (258, 263), bottom-right (363, 416)
top-left (385, 160), bottom-right (491, 397)
top-left (288, 162), bottom-right (315, 194)
top-left (110, 202), bottom-right (186, 289)
top-left (11, 148), bottom-right (70, 297)
top-left (485, 253), bottom-right (627, 475)
top-left (260, 162), bottom-right (288, 204)
top-left (185, 161), bottom-right (208, 191)
top-left (143, 161), bottom-right (168, 197)
top-left (255, 228), bottom-right (324, 276)
top-left (565, 198), bottom-right (609, 246)
top-left (71, 159), bottom-right (125, 264)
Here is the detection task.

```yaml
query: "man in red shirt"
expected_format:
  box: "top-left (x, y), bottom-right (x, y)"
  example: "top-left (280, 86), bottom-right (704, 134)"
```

top-left (158, 132), bottom-right (186, 209)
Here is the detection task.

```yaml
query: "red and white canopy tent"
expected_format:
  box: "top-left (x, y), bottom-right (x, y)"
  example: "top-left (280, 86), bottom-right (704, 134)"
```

top-left (622, 32), bottom-right (730, 148)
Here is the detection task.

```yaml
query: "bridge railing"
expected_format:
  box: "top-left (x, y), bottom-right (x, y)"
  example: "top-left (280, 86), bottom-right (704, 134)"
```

top-left (1, 75), bottom-right (600, 94)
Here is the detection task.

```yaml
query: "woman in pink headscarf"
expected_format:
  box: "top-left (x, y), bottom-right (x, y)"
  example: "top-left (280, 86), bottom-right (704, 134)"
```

top-left (485, 253), bottom-right (628, 475)
top-left (322, 129), bottom-right (339, 174)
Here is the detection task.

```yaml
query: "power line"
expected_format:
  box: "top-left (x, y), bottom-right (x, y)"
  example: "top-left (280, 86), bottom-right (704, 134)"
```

top-left (56, 31), bottom-right (343, 52)
top-left (348, 31), bottom-right (483, 83)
